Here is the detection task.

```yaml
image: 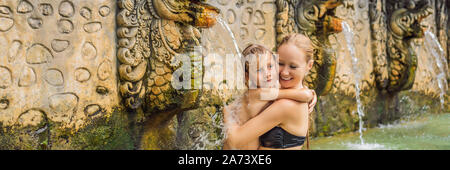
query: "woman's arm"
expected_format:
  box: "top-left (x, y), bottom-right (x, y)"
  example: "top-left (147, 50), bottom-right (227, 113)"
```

top-left (226, 99), bottom-right (303, 148)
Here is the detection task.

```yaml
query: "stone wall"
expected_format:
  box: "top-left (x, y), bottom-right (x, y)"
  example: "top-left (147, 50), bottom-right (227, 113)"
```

top-left (0, 0), bottom-right (448, 150)
top-left (209, 0), bottom-right (277, 50)
top-left (0, 0), bottom-right (122, 149)
top-left (0, 0), bottom-right (118, 128)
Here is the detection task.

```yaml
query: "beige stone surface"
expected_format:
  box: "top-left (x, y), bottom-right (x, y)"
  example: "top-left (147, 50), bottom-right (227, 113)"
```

top-left (0, 0), bottom-right (118, 129)
top-left (208, 0), bottom-right (277, 50)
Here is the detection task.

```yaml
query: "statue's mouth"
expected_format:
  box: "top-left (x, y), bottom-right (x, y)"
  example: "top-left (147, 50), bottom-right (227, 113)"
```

top-left (190, 0), bottom-right (220, 28)
top-left (155, 0), bottom-right (220, 28)
top-left (321, 0), bottom-right (343, 33)
top-left (412, 6), bottom-right (433, 22)
top-left (324, 15), bottom-right (342, 33)
top-left (408, 5), bottom-right (433, 37)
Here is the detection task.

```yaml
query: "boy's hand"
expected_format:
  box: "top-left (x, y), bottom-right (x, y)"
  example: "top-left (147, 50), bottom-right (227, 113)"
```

top-left (308, 90), bottom-right (317, 113)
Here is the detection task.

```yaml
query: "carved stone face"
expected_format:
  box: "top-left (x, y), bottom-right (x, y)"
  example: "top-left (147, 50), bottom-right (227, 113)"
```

top-left (389, 0), bottom-right (432, 39)
top-left (152, 0), bottom-right (220, 28)
top-left (117, 0), bottom-right (220, 113)
top-left (143, 0), bottom-right (220, 113)
top-left (296, 0), bottom-right (343, 36)
top-left (151, 0), bottom-right (220, 52)
top-left (289, 0), bottom-right (343, 96)
top-left (380, 0), bottom-right (433, 93)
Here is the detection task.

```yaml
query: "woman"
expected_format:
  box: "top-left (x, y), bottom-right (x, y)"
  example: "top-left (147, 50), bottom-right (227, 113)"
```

top-left (223, 34), bottom-right (316, 150)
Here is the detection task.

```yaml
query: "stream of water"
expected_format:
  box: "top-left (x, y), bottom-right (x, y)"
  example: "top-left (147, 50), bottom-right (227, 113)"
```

top-left (342, 21), bottom-right (366, 145)
top-left (311, 113), bottom-right (450, 150)
top-left (215, 17), bottom-right (242, 59)
top-left (191, 16), bottom-right (243, 150)
top-left (423, 31), bottom-right (449, 109)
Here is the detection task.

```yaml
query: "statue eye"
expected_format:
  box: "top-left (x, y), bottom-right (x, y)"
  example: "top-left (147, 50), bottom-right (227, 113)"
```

top-left (401, 17), bottom-right (409, 23)
top-left (305, 5), bottom-right (319, 20)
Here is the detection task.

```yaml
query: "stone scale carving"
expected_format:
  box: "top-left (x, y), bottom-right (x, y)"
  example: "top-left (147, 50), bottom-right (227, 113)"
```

top-left (117, 0), bottom-right (219, 149)
top-left (376, 0), bottom-right (433, 93)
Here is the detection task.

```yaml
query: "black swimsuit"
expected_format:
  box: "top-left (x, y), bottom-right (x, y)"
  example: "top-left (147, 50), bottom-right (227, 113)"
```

top-left (257, 101), bottom-right (306, 149)
top-left (260, 126), bottom-right (306, 149)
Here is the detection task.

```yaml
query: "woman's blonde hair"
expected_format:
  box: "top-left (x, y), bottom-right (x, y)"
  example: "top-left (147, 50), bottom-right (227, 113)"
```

top-left (278, 33), bottom-right (314, 61)
top-left (279, 33), bottom-right (315, 150)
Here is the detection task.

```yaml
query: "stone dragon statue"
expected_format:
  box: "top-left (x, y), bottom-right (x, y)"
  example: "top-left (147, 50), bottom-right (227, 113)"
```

top-left (375, 0), bottom-right (432, 93)
top-left (276, 0), bottom-right (343, 96)
top-left (117, 0), bottom-right (219, 148)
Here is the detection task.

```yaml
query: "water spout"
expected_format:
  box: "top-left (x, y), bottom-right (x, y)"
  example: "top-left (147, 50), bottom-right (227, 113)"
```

top-left (342, 21), bottom-right (365, 145)
top-left (192, 15), bottom-right (245, 149)
top-left (215, 17), bottom-right (242, 59)
top-left (423, 31), bottom-right (448, 109)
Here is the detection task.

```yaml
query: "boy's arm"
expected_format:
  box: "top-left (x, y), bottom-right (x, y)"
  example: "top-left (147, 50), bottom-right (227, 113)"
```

top-left (277, 88), bottom-right (314, 102)
top-left (278, 89), bottom-right (317, 113)
top-left (257, 88), bottom-right (317, 113)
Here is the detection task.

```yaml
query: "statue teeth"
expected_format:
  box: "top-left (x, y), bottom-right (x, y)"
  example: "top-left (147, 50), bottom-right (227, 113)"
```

top-left (425, 7), bottom-right (432, 15)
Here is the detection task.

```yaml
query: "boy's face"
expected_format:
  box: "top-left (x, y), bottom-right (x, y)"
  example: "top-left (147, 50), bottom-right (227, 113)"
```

top-left (247, 52), bottom-right (278, 89)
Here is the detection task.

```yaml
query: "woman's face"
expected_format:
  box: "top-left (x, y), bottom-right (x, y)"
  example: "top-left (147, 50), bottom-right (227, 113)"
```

top-left (247, 52), bottom-right (278, 89)
top-left (277, 43), bottom-right (312, 89)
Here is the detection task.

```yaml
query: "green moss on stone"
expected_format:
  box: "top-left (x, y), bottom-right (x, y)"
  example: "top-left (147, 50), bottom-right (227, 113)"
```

top-left (0, 108), bottom-right (135, 150)
top-left (70, 108), bottom-right (134, 150)
top-left (0, 122), bottom-right (50, 150)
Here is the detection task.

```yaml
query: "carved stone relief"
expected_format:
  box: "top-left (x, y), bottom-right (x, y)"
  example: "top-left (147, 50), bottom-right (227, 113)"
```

top-left (208, 0), bottom-right (277, 50)
top-left (376, 0), bottom-right (433, 93)
top-left (0, 0), bottom-right (118, 129)
top-left (0, 0), bottom-right (447, 150)
top-left (117, 0), bottom-right (219, 116)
